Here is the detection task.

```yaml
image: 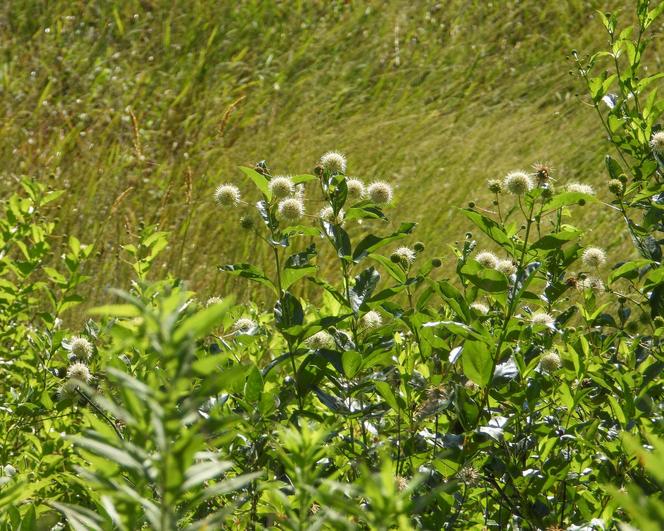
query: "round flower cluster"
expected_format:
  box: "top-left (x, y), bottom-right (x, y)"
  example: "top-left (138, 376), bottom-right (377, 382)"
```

top-left (360, 310), bottom-right (383, 329)
top-left (346, 178), bottom-right (366, 199)
top-left (496, 259), bottom-right (517, 276)
top-left (214, 184), bottom-right (241, 206)
top-left (268, 176), bottom-right (294, 199)
top-left (391, 246), bottom-right (416, 267)
top-left (567, 183), bottom-right (595, 195)
top-left (367, 181), bottom-right (393, 204)
top-left (650, 131), bottom-right (664, 156)
top-left (69, 336), bottom-right (93, 359)
top-left (578, 276), bottom-right (605, 292)
top-left (306, 331), bottom-right (334, 350)
top-left (470, 302), bottom-right (489, 315)
top-left (539, 350), bottom-right (562, 373)
top-left (66, 362), bottom-right (92, 384)
top-left (320, 151), bottom-right (347, 174)
top-left (233, 318), bottom-right (257, 335)
top-left (278, 197), bottom-right (305, 223)
top-left (608, 179), bottom-right (624, 195)
top-left (531, 311), bottom-right (555, 328)
top-left (475, 250), bottom-right (498, 269)
top-left (503, 170), bottom-right (533, 195)
top-left (319, 206), bottom-right (345, 226)
top-left (582, 247), bottom-right (606, 268)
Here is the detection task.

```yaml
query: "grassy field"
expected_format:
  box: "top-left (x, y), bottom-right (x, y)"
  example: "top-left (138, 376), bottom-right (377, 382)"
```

top-left (1, 0), bottom-right (659, 314)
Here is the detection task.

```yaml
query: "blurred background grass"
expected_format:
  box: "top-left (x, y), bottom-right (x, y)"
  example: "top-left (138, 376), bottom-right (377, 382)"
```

top-left (1, 0), bottom-right (662, 316)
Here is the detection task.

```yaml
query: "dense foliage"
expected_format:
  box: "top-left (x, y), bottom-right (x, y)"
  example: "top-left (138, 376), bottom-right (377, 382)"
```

top-left (1, 1), bottom-right (664, 530)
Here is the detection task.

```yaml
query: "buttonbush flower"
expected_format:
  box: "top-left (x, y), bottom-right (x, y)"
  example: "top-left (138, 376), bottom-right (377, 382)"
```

top-left (361, 310), bottom-right (383, 329)
top-left (582, 247), bottom-right (607, 268)
top-left (306, 331), bottom-right (334, 350)
top-left (503, 170), bottom-right (533, 195)
top-left (268, 176), bottom-right (294, 199)
top-left (346, 178), bottom-right (366, 199)
top-left (278, 197), bottom-right (305, 223)
top-left (214, 184), bottom-right (241, 206)
top-left (319, 206), bottom-right (345, 225)
top-left (66, 362), bottom-right (92, 384)
top-left (233, 318), bottom-right (257, 335)
top-left (476, 250), bottom-right (498, 269)
top-left (567, 183), bottom-right (595, 195)
top-left (320, 151), bottom-right (347, 174)
top-left (367, 181), bottom-right (393, 204)
top-left (531, 311), bottom-right (555, 327)
top-left (68, 336), bottom-right (93, 359)
top-left (496, 259), bottom-right (517, 276)
top-left (650, 131), bottom-right (664, 156)
top-left (391, 246), bottom-right (416, 266)
top-left (540, 350), bottom-right (562, 373)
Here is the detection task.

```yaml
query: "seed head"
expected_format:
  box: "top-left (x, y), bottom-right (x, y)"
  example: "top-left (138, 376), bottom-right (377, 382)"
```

top-left (470, 302), bottom-right (489, 315)
top-left (391, 246), bottom-right (416, 267)
top-left (306, 331), bottom-right (334, 350)
top-left (268, 176), bottom-right (294, 199)
top-left (320, 151), bottom-right (347, 174)
top-left (582, 247), bottom-right (607, 268)
top-left (476, 250), bottom-right (498, 269)
top-left (346, 178), bottom-right (366, 199)
top-left (232, 318), bottom-right (257, 335)
top-left (487, 179), bottom-right (502, 194)
top-left (608, 179), bottom-right (624, 195)
top-left (396, 475), bottom-right (409, 492)
top-left (66, 362), bottom-right (92, 384)
top-left (650, 131), bottom-right (664, 156)
top-left (457, 466), bottom-right (481, 486)
top-left (496, 259), bottom-right (517, 276)
top-left (319, 206), bottom-right (345, 225)
top-left (214, 184), bottom-right (241, 206)
top-left (577, 276), bottom-right (605, 292)
top-left (540, 351), bottom-right (562, 373)
top-left (567, 183), bottom-right (595, 195)
top-left (464, 380), bottom-right (480, 392)
top-left (240, 215), bottom-right (255, 230)
top-left (367, 181), bottom-right (393, 204)
top-left (278, 197), bottom-right (305, 223)
top-left (531, 311), bottom-right (555, 328)
top-left (361, 310), bottom-right (383, 329)
top-left (69, 336), bottom-right (93, 359)
top-left (503, 170), bottom-right (533, 195)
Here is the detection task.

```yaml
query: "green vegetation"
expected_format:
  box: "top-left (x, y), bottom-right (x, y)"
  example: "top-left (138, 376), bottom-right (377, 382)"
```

top-left (1, 0), bottom-right (664, 529)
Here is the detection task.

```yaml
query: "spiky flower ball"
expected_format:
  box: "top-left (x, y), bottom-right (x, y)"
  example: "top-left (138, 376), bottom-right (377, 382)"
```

top-left (396, 476), bottom-right (409, 492)
top-left (206, 296), bottom-right (223, 307)
top-left (496, 259), bottom-right (517, 276)
top-left (531, 311), bottom-right (555, 328)
top-left (66, 362), bottom-right (92, 384)
top-left (232, 318), bottom-right (257, 335)
top-left (391, 246), bottom-right (416, 267)
top-left (306, 331), bottom-right (334, 350)
top-left (487, 179), bottom-right (502, 194)
top-left (476, 250), bottom-right (498, 269)
top-left (532, 162), bottom-right (553, 185)
top-left (2, 464), bottom-right (17, 477)
top-left (268, 176), bottom-right (294, 199)
top-left (346, 178), bottom-right (365, 199)
top-left (503, 170), bottom-right (533, 195)
top-left (367, 181), bottom-right (393, 204)
top-left (319, 206), bottom-right (345, 225)
top-left (650, 131), bottom-right (664, 156)
top-left (214, 184), bottom-right (241, 206)
top-left (578, 276), bottom-right (605, 292)
top-left (608, 179), bottom-right (624, 195)
top-left (540, 350), bottom-right (562, 373)
top-left (567, 183), bottom-right (595, 195)
top-left (69, 336), bottom-right (93, 359)
top-left (320, 151), bottom-right (347, 174)
top-left (361, 310), bottom-right (383, 329)
top-left (457, 466), bottom-right (480, 486)
top-left (278, 197), bottom-right (305, 223)
top-left (470, 302), bottom-right (489, 315)
top-left (582, 247), bottom-right (607, 268)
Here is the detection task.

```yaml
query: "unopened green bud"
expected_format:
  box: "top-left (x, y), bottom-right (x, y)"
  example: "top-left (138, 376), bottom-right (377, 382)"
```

top-left (608, 179), bottom-right (623, 195)
top-left (431, 257), bottom-right (442, 268)
top-left (414, 242), bottom-right (425, 253)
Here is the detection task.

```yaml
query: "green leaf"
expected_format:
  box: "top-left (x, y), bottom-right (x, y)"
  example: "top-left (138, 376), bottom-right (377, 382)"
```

top-left (375, 381), bottom-right (403, 411)
top-left (529, 229), bottom-right (580, 251)
top-left (342, 351), bottom-right (362, 378)
top-left (461, 262), bottom-right (508, 293)
top-left (73, 436), bottom-right (143, 471)
top-left (219, 263), bottom-right (276, 293)
top-left (352, 222), bottom-right (417, 262)
top-left (605, 155), bottom-right (623, 180)
top-left (461, 340), bottom-right (493, 386)
top-left (244, 365), bottom-right (263, 403)
top-left (460, 209), bottom-right (513, 250)
top-left (274, 291), bottom-right (304, 330)
top-left (88, 304), bottom-right (141, 318)
top-left (174, 299), bottom-right (232, 343)
top-left (182, 461), bottom-right (233, 492)
top-left (350, 267), bottom-right (380, 312)
top-left (239, 166), bottom-right (271, 199)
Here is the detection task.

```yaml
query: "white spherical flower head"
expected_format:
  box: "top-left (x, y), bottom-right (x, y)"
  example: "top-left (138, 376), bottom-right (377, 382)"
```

top-left (2, 464), bottom-right (17, 477)
top-left (503, 170), bottom-right (533, 195)
top-left (320, 151), bottom-right (347, 174)
top-left (268, 175), bottom-right (294, 199)
top-left (475, 251), bottom-right (498, 269)
top-left (531, 311), bottom-right (555, 328)
top-left (232, 318), bottom-right (257, 335)
top-left (306, 330), bottom-right (334, 350)
top-left (206, 296), bottom-right (223, 307)
top-left (69, 336), bottom-right (93, 359)
top-left (319, 206), bottom-right (345, 225)
top-left (278, 197), bottom-right (305, 223)
top-left (470, 302), bottom-right (489, 315)
top-left (650, 131), bottom-right (664, 156)
top-left (367, 181), bottom-right (393, 204)
top-left (582, 247), bottom-right (607, 268)
top-left (578, 276), bottom-right (605, 292)
top-left (393, 246), bottom-right (416, 265)
top-left (361, 310), bottom-right (383, 329)
top-left (540, 351), bottom-right (562, 373)
top-left (66, 362), bottom-right (92, 384)
top-left (567, 183), bottom-right (595, 195)
top-left (496, 259), bottom-right (517, 276)
top-left (214, 184), bottom-right (241, 206)
top-left (346, 178), bottom-right (366, 200)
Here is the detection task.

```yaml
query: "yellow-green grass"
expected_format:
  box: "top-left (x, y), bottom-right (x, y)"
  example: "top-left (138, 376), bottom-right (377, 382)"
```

top-left (0, 0), bottom-right (661, 318)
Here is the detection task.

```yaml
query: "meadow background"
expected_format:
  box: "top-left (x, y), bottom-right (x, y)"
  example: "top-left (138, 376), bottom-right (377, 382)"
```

top-left (2, 0), bottom-right (658, 315)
